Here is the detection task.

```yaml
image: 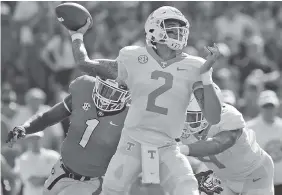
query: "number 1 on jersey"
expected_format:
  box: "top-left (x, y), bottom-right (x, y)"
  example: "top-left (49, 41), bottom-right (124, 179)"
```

top-left (79, 119), bottom-right (100, 148)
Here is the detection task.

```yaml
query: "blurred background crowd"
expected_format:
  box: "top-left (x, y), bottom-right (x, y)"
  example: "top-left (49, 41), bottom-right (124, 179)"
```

top-left (1, 1), bottom-right (282, 195)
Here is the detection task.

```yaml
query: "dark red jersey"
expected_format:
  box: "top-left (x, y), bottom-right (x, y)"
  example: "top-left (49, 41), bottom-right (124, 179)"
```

top-left (61, 75), bottom-right (128, 177)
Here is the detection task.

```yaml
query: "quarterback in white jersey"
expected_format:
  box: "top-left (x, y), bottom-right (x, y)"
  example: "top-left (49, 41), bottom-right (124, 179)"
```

top-left (68, 6), bottom-right (222, 195)
top-left (180, 83), bottom-right (274, 195)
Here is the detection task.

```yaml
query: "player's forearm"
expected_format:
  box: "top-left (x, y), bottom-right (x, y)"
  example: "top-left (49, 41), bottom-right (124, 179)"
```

top-left (71, 39), bottom-right (94, 72)
top-left (181, 130), bottom-right (240, 157)
top-left (71, 39), bottom-right (118, 79)
top-left (202, 85), bottom-right (221, 124)
top-left (181, 138), bottom-right (233, 157)
top-left (23, 102), bottom-right (71, 134)
top-left (189, 139), bottom-right (230, 157)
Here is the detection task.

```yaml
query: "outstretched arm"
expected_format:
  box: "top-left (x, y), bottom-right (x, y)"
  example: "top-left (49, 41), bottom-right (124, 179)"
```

top-left (193, 85), bottom-right (221, 125)
top-left (196, 44), bottom-right (222, 125)
top-left (180, 129), bottom-right (242, 157)
top-left (6, 94), bottom-right (72, 147)
top-left (22, 95), bottom-right (72, 134)
top-left (71, 39), bottom-right (118, 79)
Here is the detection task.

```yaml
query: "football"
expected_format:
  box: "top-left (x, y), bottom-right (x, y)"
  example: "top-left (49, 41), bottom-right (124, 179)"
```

top-left (55, 3), bottom-right (93, 31)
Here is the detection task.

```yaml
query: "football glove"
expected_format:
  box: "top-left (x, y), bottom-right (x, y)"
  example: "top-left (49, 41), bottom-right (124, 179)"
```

top-left (195, 170), bottom-right (223, 195)
top-left (6, 126), bottom-right (26, 147)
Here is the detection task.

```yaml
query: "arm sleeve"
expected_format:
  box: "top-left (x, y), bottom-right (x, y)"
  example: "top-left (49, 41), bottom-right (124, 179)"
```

top-left (68, 76), bottom-right (82, 94)
top-left (63, 94), bottom-right (72, 113)
top-left (219, 105), bottom-right (245, 130)
top-left (187, 129), bottom-right (242, 157)
top-left (23, 96), bottom-right (72, 134)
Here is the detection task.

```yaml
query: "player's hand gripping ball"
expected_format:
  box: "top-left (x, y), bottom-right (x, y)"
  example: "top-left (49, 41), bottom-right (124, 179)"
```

top-left (55, 2), bottom-right (93, 31)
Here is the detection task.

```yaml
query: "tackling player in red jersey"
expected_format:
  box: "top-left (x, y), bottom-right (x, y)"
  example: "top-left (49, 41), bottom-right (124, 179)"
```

top-left (6, 75), bottom-right (221, 195)
top-left (6, 75), bottom-right (130, 195)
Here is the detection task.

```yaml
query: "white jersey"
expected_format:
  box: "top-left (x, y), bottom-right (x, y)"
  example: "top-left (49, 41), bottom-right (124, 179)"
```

top-left (181, 104), bottom-right (265, 180)
top-left (117, 45), bottom-right (208, 146)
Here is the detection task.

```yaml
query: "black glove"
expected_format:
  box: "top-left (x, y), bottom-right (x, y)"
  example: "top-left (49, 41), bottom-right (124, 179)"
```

top-left (6, 126), bottom-right (26, 147)
top-left (195, 170), bottom-right (223, 195)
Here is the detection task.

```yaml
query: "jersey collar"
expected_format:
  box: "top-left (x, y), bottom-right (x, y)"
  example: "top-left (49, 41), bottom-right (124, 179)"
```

top-left (145, 45), bottom-right (186, 69)
top-left (95, 104), bottom-right (128, 118)
top-left (193, 125), bottom-right (211, 140)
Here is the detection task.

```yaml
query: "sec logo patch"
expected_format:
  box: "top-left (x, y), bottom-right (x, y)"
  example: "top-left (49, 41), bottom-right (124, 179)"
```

top-left (51, 167), bottom-right (55, 175)
top-left (82, 103), bottom-right (91, 111)
top-left (138, 55), bottom-right (148, 64)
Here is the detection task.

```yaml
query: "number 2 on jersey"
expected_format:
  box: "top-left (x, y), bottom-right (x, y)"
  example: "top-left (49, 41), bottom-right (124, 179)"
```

top-left (146, 70), bottom-right (173, 115)
top-left (79, 119), bottom-right (99, 148)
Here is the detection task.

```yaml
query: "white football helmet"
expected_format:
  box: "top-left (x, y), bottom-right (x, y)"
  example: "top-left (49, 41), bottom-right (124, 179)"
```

top-left (182, 83), bottom-right (222, 138)
top-left (145, 6), bottom-right (190, 50)
top-left (93, 76), bottom-right (131, 112)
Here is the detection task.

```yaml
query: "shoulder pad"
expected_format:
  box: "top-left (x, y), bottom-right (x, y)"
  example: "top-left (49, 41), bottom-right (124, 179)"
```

top-left (245, 118), bottom-right (257, 128)
top-left (69, 75), bottom-right (96, 92)
top-left (183, 54), bottom-right (206, 67)
top-left (219, 104), bottom-right (245, 130)
top-left (118, 46), bottom-right (146, 64)
top-left (120, 45), bottom-right (143, 54)
top-left (45, 149), bottom-right (60, 158)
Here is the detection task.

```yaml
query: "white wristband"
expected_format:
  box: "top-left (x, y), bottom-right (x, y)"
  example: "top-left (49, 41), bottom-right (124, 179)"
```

top-left (71, 33), bottom-right (83, 42)
top-left (201, 71), bottom-right (213, 85)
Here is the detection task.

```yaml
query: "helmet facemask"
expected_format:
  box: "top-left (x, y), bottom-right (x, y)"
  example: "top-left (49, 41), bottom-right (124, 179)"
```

top-left (145, 7), bottom-right (189, 50)
top-left (157, 19), bottom-right (189, 50)
top-left (93, 76), bottom-right (130, 112)
top-left (183, 110), bottom-right (209, 136)
top-left (181, 83), bottom-right (222, 139)
top-left (181, 93), bottom-right (209, 139)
